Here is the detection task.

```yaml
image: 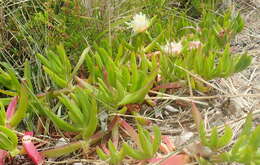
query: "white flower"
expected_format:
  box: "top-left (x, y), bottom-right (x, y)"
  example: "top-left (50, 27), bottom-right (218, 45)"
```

top-left (130, 13), bottom-right (149, 33)
top-left (189, 40), bottom-right (202, 50)
top-left (162, 42), bottom-right (183, 55)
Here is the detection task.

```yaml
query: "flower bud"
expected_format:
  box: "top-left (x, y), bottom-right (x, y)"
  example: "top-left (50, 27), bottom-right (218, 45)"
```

top-left (162, 42), bottom-right (183, 55)
top-left (130, 13), bottom-right (149, 33)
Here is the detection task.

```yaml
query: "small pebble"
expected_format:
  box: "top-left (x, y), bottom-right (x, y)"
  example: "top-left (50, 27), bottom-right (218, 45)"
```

top-left (73, 163), bottom-right (83, 165)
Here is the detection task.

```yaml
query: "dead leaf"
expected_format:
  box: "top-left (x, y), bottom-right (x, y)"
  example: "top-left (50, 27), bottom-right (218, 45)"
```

top-left (149, 154), bottom-right (189, 165)
top-left (191, 102), bottom-right (203, 131)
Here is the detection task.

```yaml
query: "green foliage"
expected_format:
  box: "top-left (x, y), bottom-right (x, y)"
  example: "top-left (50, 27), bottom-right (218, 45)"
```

top-left (96, 125), bottom-right (161, 164)
top-left (123, 125), bottom-right (161, 160)
top-left (219, 114), bottom-right (260, 165)
top-left (9, 85), bottom-right (29, 128)
top-left (159, 9), bottom-right (251, 84)
top-left (83, 44), bottom-right (158, 109)
top-left (34, 87), bottom-right (98, 140)
top-left (0, 69), bottom-right (30, 128)
top-left (0, 60), bottom-right (34, 96)
top-left (36, 45), bottom-right (90, 88)
top-left (0, 62), bottom-right (21, 94)
top-left (199, 123), bottom-right (233, 151)
top-left (199, 114), bottom-right (260, 164)
top-left (36, 45), bottom-right (72, 88)
top-left (96, 140), bottom-right (126, 165)
top-left (0, 104), bottom-right (6, 126)
top-left (0, 126), bottom-right (19, 156)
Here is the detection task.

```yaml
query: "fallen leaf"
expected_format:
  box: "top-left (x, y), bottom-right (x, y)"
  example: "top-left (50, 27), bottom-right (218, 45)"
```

top-left (191, 102), bottom-right (203, 131)
top-left (149, 154), bottom-right (189, 165)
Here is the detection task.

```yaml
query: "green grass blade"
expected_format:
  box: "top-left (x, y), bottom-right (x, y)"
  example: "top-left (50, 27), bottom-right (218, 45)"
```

top-left (152, 126), bottom-right (161, 154)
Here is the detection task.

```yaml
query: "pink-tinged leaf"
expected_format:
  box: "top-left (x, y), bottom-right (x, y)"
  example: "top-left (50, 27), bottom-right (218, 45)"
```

top-left (161, 154), bottom-right (189, 165)
top-left (25, 131), bottom-right (33, 136)
top-left (162, 136), bottom-right (175, 151)
top-left (159, 143), bottom-right (170, 154)
top-left (101, 144), bottom-right (110, 155)
top-left (119, 118), bottom-right (142, 149)
top-left (119, 118), bottom-right (138, 139)
top-left (0, 150), bottom-right (8, 165)
top-left (149, 154), bottom-right (189, 165)
top-left (22, 132), bottom-right (44, 165)
top-left (6, 96), bottom-right (18, 120)
top-left (191, 102), bottom-right (202, 132)
top-left (149, 157), bottom-right (162, 164)
top-left (151, 136), bottom-right (170, 154)
top-left (119, 118), bottom-right (139, 143)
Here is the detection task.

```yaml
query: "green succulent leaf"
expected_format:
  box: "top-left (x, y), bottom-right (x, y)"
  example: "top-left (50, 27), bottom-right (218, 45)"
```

top-left (230, 135), bottom-right (247, 160)
top-left (58, 94), bottom-right (84, 125)
top-left (123, 143), bottom-right (146, 160)
top-left (209, 127), bottom-right (218, 150)
top-left (118, 68), bottom-right (157, 106)
top-left (138, 125), bottom-right (153, 157)
top-left (0, 103), bottom-right (6, 126)
top-left (0, 63), bottom-right (20, 91)
top-left (82, 98), bottom-right (98, 139)
top-left (56, 44), bottom-right (72, 76)
top-left (0, 132), bottom-right (14, 150)
top-left (24, 60), bottom-right (33, 91)
top-left (45, 108), bottom-right (79, 132)
top-left (241, 113), bottom-right (253, 136)
top-left (71, 47), bottom-right (90, 80)
top-left (0, 126), bottom-right (18, 151)
top-left (199, 122), bottom-right (209, 146)
top-left (217, 126), bottom-right (233, 148)
top-left (249, 126), bottom-right (260, 151)
top-left (43, 66), bottom-right (67, 88)
top-left (234, 54), bottom-right (252, 73)
top-left (35, 102), bottom-right (79, 132)
top-left (10, 84), bottom-right (28, 128)
top-left (96, 147), bottom-right (109, 161)
top-left (152, 125), bottom-right (161, 154)
top-left (36, 53), bottom-right (51, 68)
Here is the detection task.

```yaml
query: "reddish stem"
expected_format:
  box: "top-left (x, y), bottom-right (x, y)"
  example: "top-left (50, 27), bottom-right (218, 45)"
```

top-left (101, 143), bottom-right (110, 155)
